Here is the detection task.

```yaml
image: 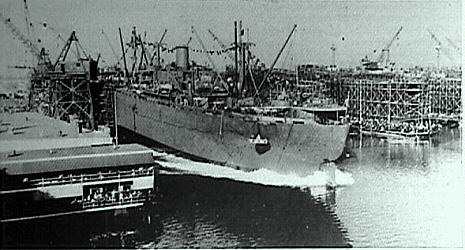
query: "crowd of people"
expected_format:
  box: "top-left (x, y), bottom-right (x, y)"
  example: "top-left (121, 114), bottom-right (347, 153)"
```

top-left (353, 117), bottom-right (442, 134)
top-left (83, 186), bottom-right (144, 207)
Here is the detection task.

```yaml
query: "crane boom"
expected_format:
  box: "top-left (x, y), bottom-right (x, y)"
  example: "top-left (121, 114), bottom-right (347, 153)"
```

top-left (377, 26), bottom-right (403, 64)
top-left (208, 29), bottom-right (235, 62)
top-left (445, 36), bottom-right (460, 54)
top-left (23, 0), bottom-right (36, 52)
top-left (427, 29), bottom-right (441, 46)
top-left (0, 13), bottom-right (41, 59)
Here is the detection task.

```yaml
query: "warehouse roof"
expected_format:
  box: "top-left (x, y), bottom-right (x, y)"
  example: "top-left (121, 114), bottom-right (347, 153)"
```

top-left (0, 143), bottom-right (154, 175)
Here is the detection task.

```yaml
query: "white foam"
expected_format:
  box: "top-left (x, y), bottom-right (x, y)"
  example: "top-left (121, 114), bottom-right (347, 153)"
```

top-left (152, 150), bottom-right (355, 188)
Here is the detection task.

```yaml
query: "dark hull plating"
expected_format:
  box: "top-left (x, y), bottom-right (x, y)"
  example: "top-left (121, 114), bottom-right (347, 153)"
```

top-left (116, 91), bottom-right (350, 175)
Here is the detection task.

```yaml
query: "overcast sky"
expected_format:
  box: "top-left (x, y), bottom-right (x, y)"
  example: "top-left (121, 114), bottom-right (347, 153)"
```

top-left (0, 0), bottom-right (461, 77)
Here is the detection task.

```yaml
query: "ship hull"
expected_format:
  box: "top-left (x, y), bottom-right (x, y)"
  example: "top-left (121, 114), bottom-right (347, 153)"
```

top-left (116, 92), bottom-right (349, 176)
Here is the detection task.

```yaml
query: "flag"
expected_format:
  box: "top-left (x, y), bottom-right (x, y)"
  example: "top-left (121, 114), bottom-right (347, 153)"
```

top-left (240, 29), bottom-right (244, 36)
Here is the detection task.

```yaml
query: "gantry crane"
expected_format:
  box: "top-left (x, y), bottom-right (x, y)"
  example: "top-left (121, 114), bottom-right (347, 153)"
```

top-left (53, 31), bottom-right (89, 70)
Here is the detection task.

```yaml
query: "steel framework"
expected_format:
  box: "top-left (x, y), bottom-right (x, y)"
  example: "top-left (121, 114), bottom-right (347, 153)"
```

top-left (50, 73), bottom-right (94, 129)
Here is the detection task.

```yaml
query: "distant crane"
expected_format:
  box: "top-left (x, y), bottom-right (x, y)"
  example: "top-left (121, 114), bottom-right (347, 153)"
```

top-left (23, 0), bottom-right (37, 59)
top-left (0, 12), bottom-right (52, 71)
top-left (377, 26), bottom-right (403, 68)
top-left (445, 36), bottom-right (460, 55)
top-left (427, 29), bottom-right (455, 68)
top-left (427, 29), bottom-right (442, 68)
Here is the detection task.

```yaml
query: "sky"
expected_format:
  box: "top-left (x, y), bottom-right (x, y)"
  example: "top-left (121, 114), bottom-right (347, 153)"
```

top-left (0, 0), bottom-right (462, 77)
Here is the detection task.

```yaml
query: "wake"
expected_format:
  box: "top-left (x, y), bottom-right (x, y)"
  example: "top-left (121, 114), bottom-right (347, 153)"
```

top-left (152, 151), bottom-right (355, 188)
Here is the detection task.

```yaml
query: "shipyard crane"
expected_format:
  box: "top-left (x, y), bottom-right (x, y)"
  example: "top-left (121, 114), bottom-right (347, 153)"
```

top-left (23, 0), bottom-right (37, 55)
top-left (445, 36), bottom-right (460, 55)
top-left (377, 26), bottom-right (403, 68)
top-left (427, 29), bottom-right (441, 68)
top-left (208, 29), bottom-right (235, 62)
top-left (54, 31), bottom-right (89, 70)
top-left (0, 12), bottom-right (52, 70)
top-left (427, 29), bottom-right (455, 68)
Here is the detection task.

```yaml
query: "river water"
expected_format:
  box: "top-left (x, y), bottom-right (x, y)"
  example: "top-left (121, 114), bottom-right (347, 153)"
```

top-left (2, 128), bottom-right (462, 248)
top-left (334, 127), bottom-right (463, 247)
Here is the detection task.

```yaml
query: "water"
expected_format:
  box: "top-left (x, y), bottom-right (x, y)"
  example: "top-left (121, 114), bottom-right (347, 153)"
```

top-left (143, 126), bottom-right (463, 248)
top-left (2, 128), bottom-right (462, 248)
top-left (334, 128), bottom-right (463, 247)
top-left (137, 174), bottom-right (350, 248)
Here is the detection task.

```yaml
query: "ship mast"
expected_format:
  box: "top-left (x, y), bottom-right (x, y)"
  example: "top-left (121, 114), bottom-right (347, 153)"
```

top-left (234, 21), bottom-right (238, 95)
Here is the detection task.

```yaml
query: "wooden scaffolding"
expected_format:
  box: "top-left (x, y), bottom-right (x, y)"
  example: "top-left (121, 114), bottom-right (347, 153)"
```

top-left (341, 73), bottom-right (431, 124)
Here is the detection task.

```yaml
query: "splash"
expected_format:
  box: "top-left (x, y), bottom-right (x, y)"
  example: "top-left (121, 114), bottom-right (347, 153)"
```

top-left (152, 151), bottom-right (354, 188)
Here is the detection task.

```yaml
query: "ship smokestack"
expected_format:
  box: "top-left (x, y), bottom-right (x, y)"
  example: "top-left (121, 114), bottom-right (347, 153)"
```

top-left (175, 46), bottom-right (189, 69)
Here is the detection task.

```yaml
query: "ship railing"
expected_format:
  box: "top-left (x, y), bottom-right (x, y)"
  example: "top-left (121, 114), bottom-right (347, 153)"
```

top-left (25, 167), bottom-right (155, 187)
top-left (82, 195), bottom-right (147, 210)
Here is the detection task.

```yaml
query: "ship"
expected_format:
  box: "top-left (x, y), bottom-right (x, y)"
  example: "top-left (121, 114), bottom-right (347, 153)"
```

top-left (113, 26), bottom-right (349, 176)
top-left (116, 90), bottom-right (349, 176)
